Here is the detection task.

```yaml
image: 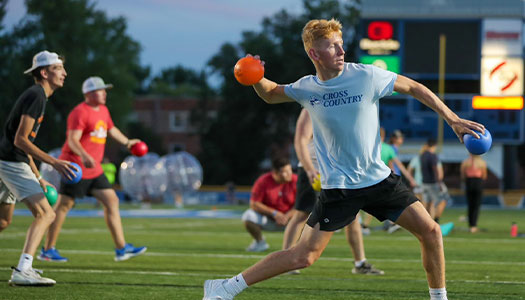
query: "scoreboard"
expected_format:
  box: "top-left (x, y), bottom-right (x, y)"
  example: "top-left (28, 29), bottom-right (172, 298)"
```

top-left (358, 18), bottom-right (524, 143)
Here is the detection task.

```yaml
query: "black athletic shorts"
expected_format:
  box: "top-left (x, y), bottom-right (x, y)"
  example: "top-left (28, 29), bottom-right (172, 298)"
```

top-left (306, 173), bottom-right (418, 231)
top-left (60, 173), bottom-right (112, 199)
top-left (295, 167), bottom-right (318, 213)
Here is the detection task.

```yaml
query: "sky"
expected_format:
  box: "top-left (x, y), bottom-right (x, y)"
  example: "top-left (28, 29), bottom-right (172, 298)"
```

top-left (4, 0), bottom-right (304, 77)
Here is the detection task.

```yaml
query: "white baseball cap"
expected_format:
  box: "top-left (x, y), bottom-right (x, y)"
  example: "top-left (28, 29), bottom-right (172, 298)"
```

top-left (24, 50), bottom-right (63, 74)
top-left (82, 76), bottom-right (113, 94)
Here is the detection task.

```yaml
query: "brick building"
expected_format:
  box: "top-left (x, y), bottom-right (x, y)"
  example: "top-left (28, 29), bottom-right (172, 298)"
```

top-left (132, 96), bottom-right (218, 155)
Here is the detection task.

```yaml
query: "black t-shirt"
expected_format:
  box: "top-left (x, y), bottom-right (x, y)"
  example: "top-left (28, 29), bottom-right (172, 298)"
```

top-left (0, 84), bottom-right (47, 164)
top-left (420, 150), bottom-right (438, 184)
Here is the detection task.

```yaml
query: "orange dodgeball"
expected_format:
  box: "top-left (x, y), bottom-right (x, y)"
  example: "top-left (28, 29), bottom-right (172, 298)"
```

top-left (234, 56), bottom-right (264, 86)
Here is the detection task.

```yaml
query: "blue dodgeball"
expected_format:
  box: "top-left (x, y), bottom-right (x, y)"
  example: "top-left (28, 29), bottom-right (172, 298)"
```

top-left (63, 162), bottom-right (82, 184)
top-left (464, 129), bottom-right (492, 155)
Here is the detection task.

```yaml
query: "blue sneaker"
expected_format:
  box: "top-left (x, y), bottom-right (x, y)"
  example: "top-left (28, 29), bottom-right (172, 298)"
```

top-left (37, 247), bottom-right (68, 262)
top-left (114, 243), bottom-right (147, 262)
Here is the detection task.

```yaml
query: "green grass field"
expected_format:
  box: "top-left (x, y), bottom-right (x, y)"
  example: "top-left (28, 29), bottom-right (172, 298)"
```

top-left (0, 207), bottom-right (524, 299)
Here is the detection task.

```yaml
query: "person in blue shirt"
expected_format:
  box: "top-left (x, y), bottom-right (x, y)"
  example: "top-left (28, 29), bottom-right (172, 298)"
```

top-left (203, 18), bottom-right (485, 300)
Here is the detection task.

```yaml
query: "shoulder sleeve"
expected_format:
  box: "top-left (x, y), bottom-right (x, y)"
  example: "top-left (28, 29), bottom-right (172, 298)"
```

top-left (67, 106), bottom-right (87, 131)
top-left (21, 89), bottom-right (45, 119)
top-left (284, 76), bottom-right (311, 106)
top-left (389, 146), bottom-right (397, 159)
top-left (250, 176), bottom-right (266, 203)
top-left (371, 65), bottom-right (397, 100)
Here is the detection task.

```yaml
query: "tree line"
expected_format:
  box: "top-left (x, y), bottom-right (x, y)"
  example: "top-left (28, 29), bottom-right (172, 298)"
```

top-left (0, 0), bottom-right (361, 185)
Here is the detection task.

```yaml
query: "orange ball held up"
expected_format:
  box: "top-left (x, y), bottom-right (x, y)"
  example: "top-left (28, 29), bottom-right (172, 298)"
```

top-left (234, 56), bottom-right (264, 86)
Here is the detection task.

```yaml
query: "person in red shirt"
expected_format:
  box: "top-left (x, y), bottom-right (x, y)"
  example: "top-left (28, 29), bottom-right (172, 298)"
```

top-left (242, 157), bottom-right (297, 252)
top-left (38, 76), bottom-right (147, 263)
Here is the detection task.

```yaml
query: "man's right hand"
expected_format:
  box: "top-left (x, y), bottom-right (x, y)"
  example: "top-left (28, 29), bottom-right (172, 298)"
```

top-left (305, 169), bottom-right (319, 185)
top-left (81, 153), bottom-right (96, 168)
top-left (274, 211), bottom-right (288, 226)
top-left (52, 159), bottom-right (78, 180)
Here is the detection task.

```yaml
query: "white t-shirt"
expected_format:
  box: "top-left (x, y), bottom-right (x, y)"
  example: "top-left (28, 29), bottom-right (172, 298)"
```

top-left (285, 63), bottom-right (397, 189)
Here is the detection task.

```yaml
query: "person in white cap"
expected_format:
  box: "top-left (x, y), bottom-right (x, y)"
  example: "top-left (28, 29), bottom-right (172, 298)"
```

top-left (0, 50), bottom-right (76, 286)
top-left (38, 76), bottom-right (147, 263)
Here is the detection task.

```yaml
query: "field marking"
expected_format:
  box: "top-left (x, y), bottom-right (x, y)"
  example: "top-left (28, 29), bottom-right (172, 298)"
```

top-left (0, 266), bottom-right (523, 286)
top-left (2, 228), bottom-right (524, 246)
top-left (1, 248), bottom-right (524, 267)
top-left (0, 266), bottom-right (232, 278)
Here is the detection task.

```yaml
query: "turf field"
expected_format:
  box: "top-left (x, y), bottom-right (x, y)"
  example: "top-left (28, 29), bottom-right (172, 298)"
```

top-left (0, 207), bottom-right (524, 299)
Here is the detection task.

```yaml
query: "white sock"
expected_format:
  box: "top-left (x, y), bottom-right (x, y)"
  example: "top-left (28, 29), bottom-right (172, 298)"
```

top-left (17, 253), bottom-right (33, 271)
top-left (223, 273), bottom-right (248, 296)
top-left (429, 287), bottom-right (447, 300)
top-left (355, 259), bottom-right (367, 267)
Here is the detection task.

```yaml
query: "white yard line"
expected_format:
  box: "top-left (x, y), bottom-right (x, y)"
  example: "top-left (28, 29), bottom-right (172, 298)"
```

top-left (1, 248), bottom-right (524, 267)
top-left (0, 266), bottom-right (523, 286)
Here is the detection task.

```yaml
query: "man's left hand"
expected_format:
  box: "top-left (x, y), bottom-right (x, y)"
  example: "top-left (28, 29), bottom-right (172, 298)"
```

top-left (448, 118), bottom-right (485, 143)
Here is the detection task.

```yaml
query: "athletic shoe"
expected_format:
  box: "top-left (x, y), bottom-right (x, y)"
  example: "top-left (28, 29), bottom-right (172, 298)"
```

top-left (8, 266), bottom-right (56, 286)
top-left (37, 247), bottom-right (68, 262)
top-left (387, 224), bottom-right (401, 234)
top-left (114, 243), bottom-right (147, 262)
top-left (352, 262), bottom-right (385, 275)
top-left (245, 239), bottom-right (269, 252)
top-left (203, 279), bottom-right (234, 300)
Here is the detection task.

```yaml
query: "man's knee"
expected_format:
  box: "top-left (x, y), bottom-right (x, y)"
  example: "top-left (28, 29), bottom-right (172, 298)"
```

top-left (421, 221), bottom-right (442, 243)
top-left (58, 197), bottom-right (75, 210)
top-left (35, 208), bottom-right (56, 224)
top-left (0, 218), bottom-right (11, 231)
top-left (44, 209), bottom-right (56, 223)
top-left (290, 246), bottom-right (323, 269)
top-left (293, 251), bottom-right (320, 269)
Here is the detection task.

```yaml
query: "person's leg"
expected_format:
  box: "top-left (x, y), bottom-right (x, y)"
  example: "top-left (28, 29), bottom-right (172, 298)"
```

top-left (395, 201), bottom-right (445, 289)
top-left (470, 188), bottom-right (482, 233)
top-left (282, 210), bottom-right (309, 249)
top-left (44, 194), bottom-right (75, 249)
top-left (466, 188), bottom-right (476, 229)
top-left (345, 214), bottom-right (385, 275)
top-left (434, 200), bottom-right (447, 222)
top-left (422, 186), bottom-right (432, 214)
top-left (22, 194), bottom-right (56, 256)
top-left (345, 218), bottom-right (364, 261)
top-left (0, 203), bottom-right (15, 232)
top-left (245, 223), bottom-right (333, 284)
top-left (203, 224), bottom-right (334, 299)
top-left (362, 212), bottom-right (374, 228)
top-left (90, 188), bottom-right (126, 248)
top-left (244, 221), bottom-right (263, 241)
top-left (241, 209), bottom-right (271, 252)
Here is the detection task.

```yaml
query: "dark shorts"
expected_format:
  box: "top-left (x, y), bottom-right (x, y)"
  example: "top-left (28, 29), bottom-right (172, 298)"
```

top-left (60, 173), bottom-right (112, 199)
top-left (295, 167), bottom-right (318, 213)
top-left (306, 173), bottom-right (418, 231)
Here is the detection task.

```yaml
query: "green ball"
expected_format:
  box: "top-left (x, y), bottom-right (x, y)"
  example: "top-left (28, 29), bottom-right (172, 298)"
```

top-left (44, 186), bottom-right (58, 206)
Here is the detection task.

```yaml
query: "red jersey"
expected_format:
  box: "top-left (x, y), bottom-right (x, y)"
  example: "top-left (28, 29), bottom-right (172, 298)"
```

top-left (60, 102), bottom-right (114, 179)
top-left (250, 172), bottom-right (298, 213)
